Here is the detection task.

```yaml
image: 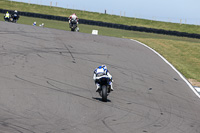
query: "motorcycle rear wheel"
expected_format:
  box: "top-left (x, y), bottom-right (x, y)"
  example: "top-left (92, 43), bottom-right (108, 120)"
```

top-left (102, 85), bottom-right (107, 102)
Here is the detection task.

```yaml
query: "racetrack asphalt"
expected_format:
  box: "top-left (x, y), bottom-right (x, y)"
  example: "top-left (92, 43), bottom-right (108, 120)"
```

top-left (0, 21), bottom-right (200, 133)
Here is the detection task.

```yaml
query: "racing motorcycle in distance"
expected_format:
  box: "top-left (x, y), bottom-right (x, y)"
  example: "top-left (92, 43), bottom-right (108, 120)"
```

top-left (69, 19), bottom-right (79, 32)
top-left (4, 16), bottom-right (9, 22)
top-left (96, 75), bottom-right (112, 102)
top-left (4, 13), bottom-right (10, 22)
top-left (10, 14), bottom-right (19, 23)
top-left (4, 14), bottom-right (19, 23)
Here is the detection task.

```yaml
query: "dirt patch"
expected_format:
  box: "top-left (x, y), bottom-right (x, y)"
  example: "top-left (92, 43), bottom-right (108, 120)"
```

top-left (188, 79), bottom-right (200, 87)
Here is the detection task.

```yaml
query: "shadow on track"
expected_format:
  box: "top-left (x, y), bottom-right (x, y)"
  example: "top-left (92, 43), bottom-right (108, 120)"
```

top-left (92, 97), bottom-right (111, 102)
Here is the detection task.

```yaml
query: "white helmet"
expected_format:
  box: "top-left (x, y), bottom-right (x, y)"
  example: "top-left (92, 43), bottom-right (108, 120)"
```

top-left (14, 10), bottom-right (17, 13)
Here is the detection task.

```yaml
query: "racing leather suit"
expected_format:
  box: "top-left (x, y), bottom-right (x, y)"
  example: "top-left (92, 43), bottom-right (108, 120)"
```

top-left (93, 66), bottom-right (113, 92)
top-left (11, 12), bottom-right (19, 20)
top-left (69, 14), bottom-right (78, 26)
top-left (5, 12), bottom-right (10, 19)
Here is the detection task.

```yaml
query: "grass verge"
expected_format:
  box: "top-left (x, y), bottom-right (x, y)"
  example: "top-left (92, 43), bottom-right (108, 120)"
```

top-left (0, 13), bottom-right (200, 86)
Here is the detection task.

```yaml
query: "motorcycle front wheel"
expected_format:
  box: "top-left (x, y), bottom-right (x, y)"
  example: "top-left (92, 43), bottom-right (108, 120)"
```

top-left (71, 28), bottom-right (75, 31)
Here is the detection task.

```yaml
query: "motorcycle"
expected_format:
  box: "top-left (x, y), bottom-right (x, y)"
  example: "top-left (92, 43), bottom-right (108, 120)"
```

top-left (69, 19), bottom-right (79, 32)
top-left (10, 14), bottom-right (19, 23)
top-left (4, 16), bottom-right (9, 22)
top-left (4, 14), bottom-right (19, 23)
top-left (96, 76), bottom-right (111, 102)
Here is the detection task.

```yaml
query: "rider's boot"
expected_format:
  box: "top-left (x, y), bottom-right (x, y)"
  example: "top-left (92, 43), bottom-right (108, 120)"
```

top-left (110, 85), bottom-right (114, 91)
top-left (109, 82), bottom-right (114, 91)
top-left (96, 84), bottom-right (100, 92)
top-left (110, 82), bottom-right (114, 91)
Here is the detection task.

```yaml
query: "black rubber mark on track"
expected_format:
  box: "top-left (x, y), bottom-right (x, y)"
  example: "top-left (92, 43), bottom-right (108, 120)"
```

top-left (174, 78), bottom-right (178, 81)
top-left (53, 35), bottom-right (76, 63)
top-left (62, 43), bottom-right (76, 63)
top-left (102, 119), bottom-right (116, 133)
top-left (15, 75), bottom-right (89, 101)
top-left (0, 121), bottom-right (35, 133)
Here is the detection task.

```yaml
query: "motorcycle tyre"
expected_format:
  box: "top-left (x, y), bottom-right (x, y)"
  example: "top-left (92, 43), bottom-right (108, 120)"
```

top-left (13, 19), bottom-right (17, 23)
top-left (71, 28), bottom-right (74, 31)
top-left (101, 85), bottom-right (107, 102)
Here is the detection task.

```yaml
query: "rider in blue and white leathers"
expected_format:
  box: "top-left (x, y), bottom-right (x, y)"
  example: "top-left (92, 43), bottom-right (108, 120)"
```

top-left (93, 65), bottom-right (114, 92)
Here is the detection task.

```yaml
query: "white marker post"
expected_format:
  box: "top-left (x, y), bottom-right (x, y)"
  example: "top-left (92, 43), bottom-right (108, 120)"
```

top-left (92, 30), bottom-right (98, 35)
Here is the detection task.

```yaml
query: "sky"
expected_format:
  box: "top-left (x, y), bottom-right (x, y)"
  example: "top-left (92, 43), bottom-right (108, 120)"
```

top-left (12, 0), bottom-right (200, 25)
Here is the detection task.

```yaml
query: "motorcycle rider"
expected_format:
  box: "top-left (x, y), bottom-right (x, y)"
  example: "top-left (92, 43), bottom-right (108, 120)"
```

top-left (4, 11), bottom-right (10, 21)
top-left (93, 65), bottom-right (114, 92)
top-left (68, 13), bottom-right (78, 27)
top-left (11, 10), bottom-right (19, 20)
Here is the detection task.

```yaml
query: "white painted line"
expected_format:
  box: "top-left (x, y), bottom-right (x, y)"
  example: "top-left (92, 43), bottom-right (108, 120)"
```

top-left (131, 39), bottom-right (200, 98)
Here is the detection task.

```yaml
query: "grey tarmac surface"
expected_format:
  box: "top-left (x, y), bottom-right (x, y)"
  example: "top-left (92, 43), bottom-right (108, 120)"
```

top-left (0, 21), bottom-right (200, 133)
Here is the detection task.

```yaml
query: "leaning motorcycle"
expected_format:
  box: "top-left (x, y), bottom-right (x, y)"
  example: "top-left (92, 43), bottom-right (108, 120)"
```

top-left (96, 76), bottom-right (111, 102)
top-left (10, 14), bottom-right (18, 23)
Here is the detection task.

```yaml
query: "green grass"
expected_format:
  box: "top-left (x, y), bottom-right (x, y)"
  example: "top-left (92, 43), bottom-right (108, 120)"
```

top-left (134, 38), bottom-right (200, 81)
top-left (0, 0), bottom-right (200, 34)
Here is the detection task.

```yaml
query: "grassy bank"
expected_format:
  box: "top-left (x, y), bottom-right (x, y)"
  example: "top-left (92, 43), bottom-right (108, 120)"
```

top-left (0, 0), bottom-right (200, 34)
top-left (0, 13), bottom-right (200, 84)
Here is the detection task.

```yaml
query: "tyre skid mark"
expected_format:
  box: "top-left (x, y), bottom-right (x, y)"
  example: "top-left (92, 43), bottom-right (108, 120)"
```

top-left (0, 121), bottom-right (35, 133)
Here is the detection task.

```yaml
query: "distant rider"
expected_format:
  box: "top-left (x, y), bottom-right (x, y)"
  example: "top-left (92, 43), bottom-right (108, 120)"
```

top-left (69, 13), bottom-right (78, 27)
top-left (11, 10), bottom-right (19, 20)
top-left (93, 65), bottom-right (114, 92)
top-left (4, 11), bottom-right (10, 21)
